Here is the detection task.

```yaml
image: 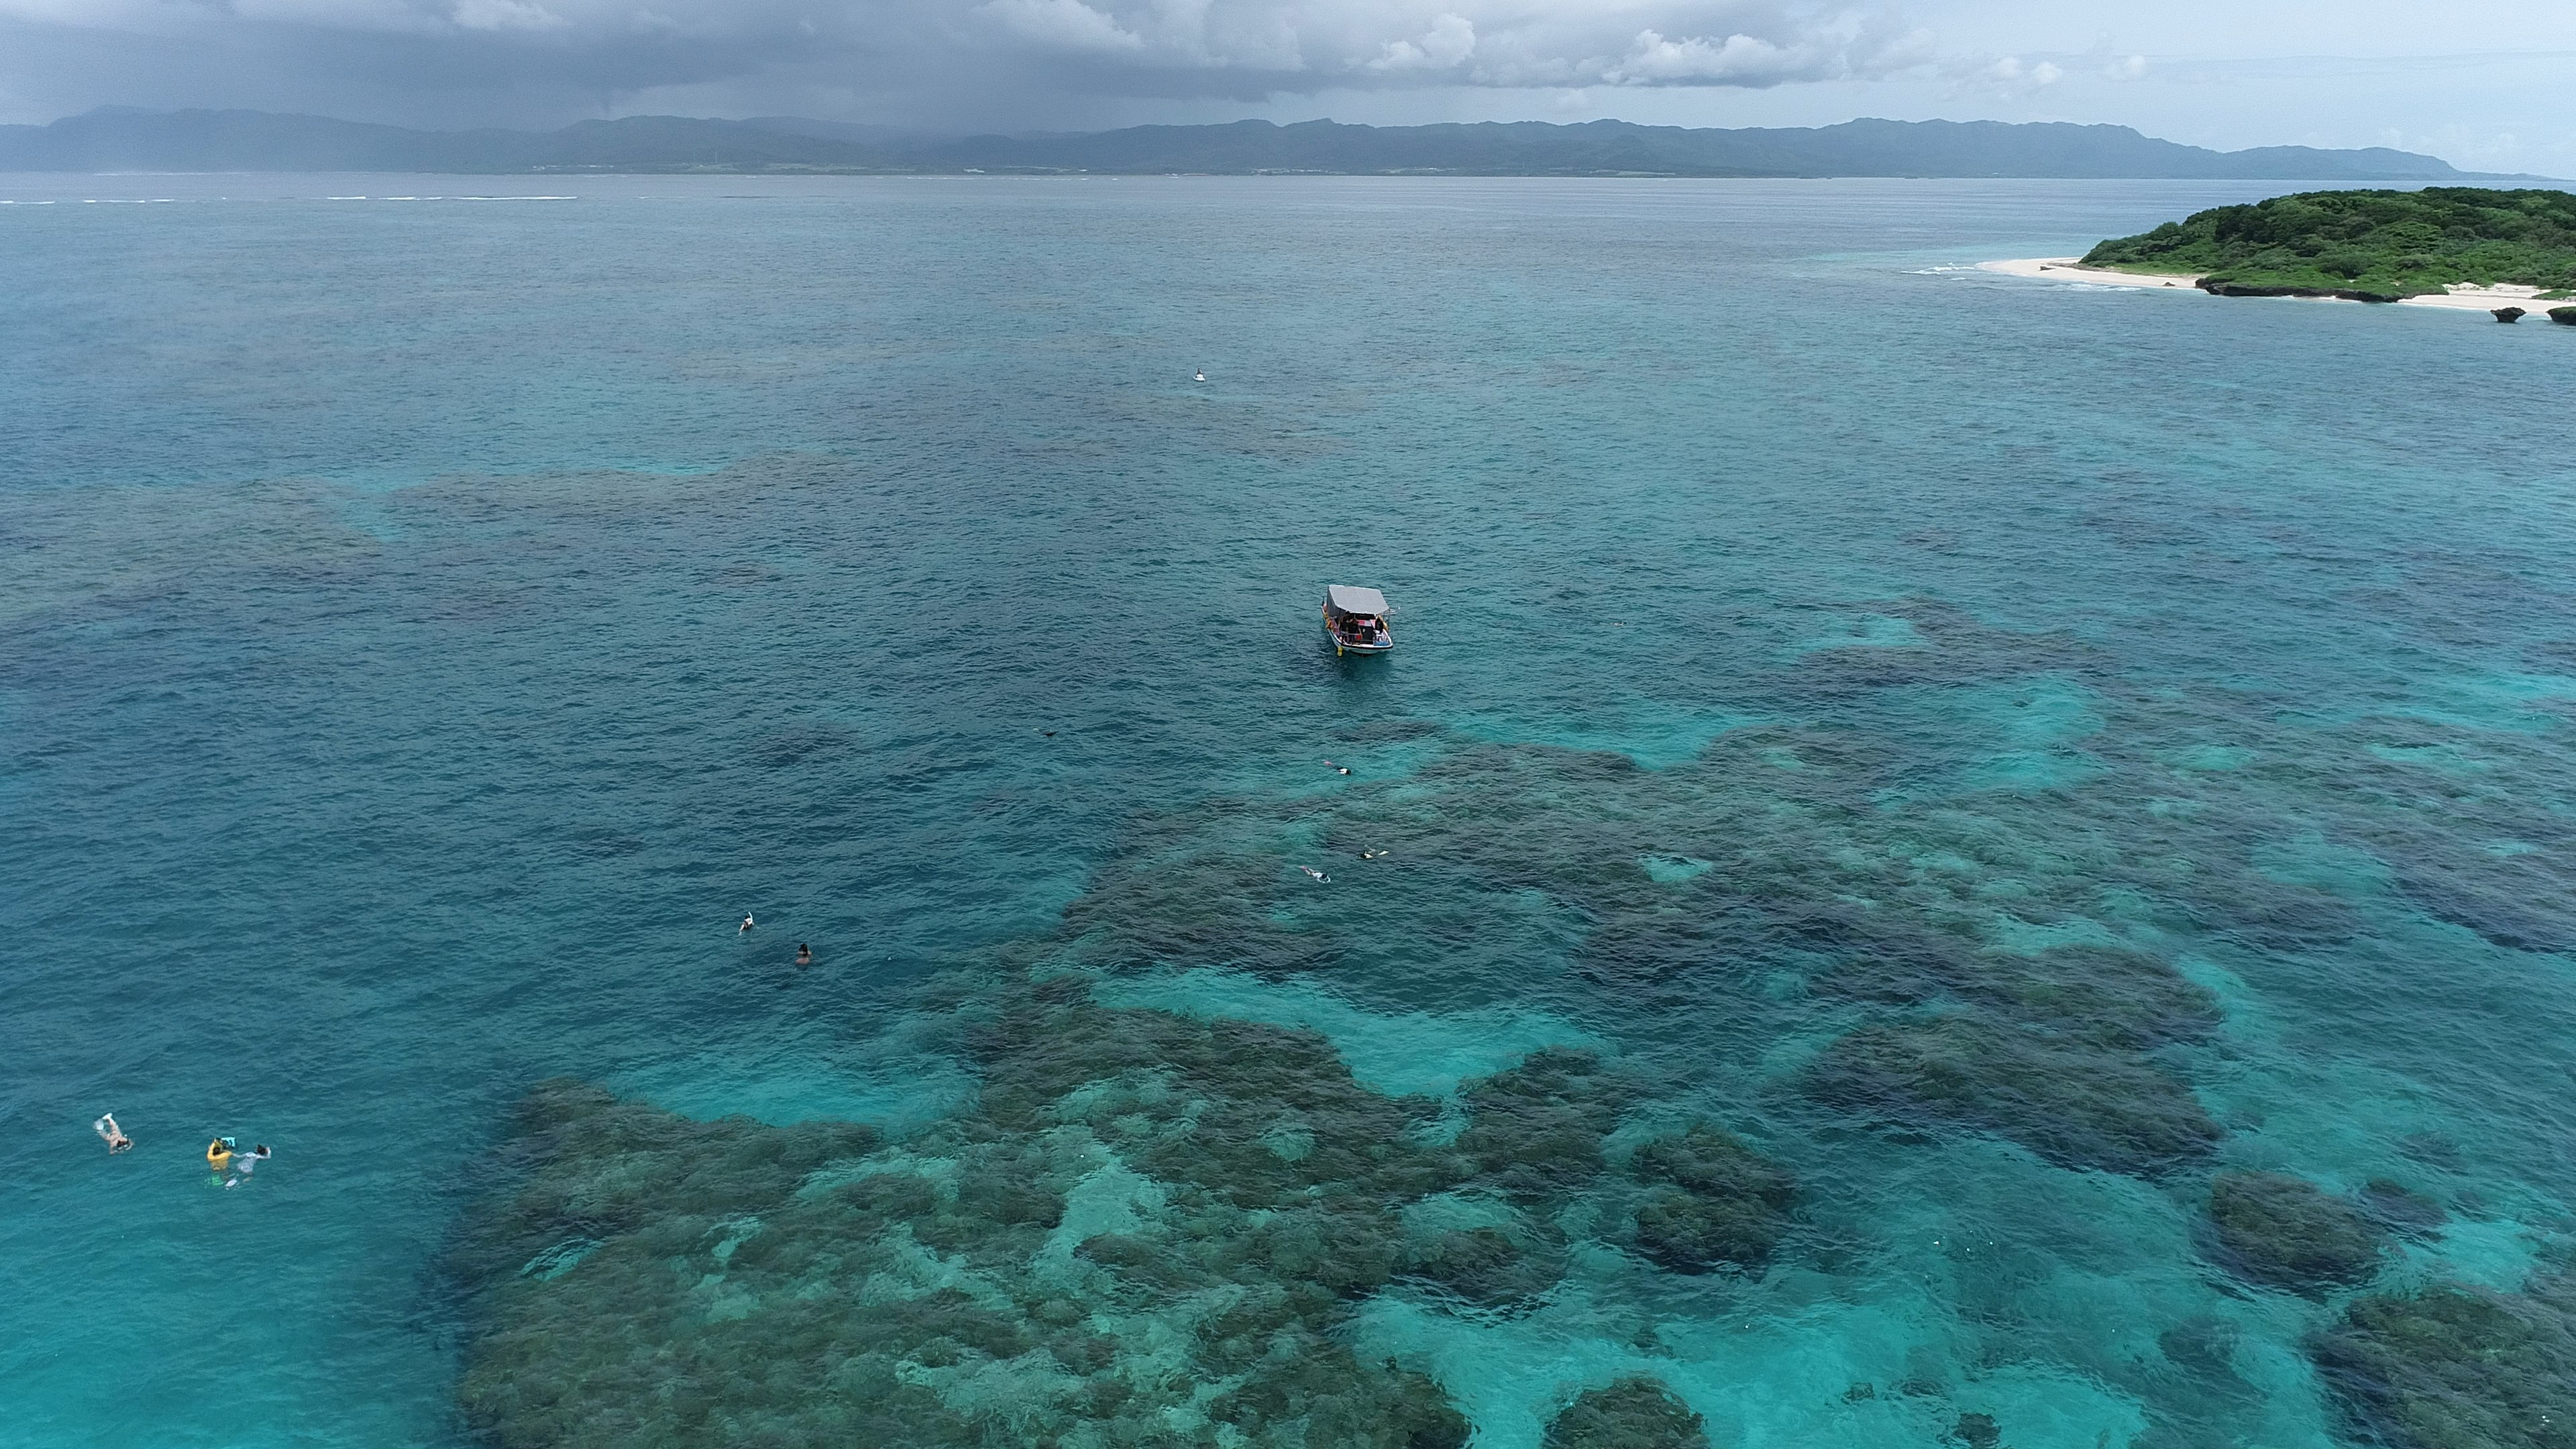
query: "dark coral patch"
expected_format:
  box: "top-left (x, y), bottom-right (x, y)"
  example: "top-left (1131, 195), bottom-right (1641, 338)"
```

top-left (1399, 1221), bottom-right (1572, 1311)
top-left (2358, 1178), bottom-right (2448, 1239)
top-left (1809, 1017), bottom-right (2220, 1177)
top-left (2311, 1277), bottom-right (2576, 1449)
top-left (1627, 1123), bottom-right (1794, 1273)
top-left (1458, 1048), bottom-right (1625, 1199)
top-left (1542, 1377), bottom-right (1711, 1449)
top-left (2206, 1171), bottom-right (2386, 1294)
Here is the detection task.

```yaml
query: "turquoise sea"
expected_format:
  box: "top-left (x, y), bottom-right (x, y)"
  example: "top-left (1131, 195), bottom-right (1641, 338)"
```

top-left (3, 172), bottom-right (2573, 1449)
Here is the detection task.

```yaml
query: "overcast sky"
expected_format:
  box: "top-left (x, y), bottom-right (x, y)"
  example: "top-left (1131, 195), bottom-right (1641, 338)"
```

top-left (3, 0), bottom-right (2571, 172)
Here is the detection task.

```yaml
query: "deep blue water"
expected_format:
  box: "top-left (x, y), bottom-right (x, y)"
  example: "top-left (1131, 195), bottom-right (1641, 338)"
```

top-left (3, 173), bottom-right (2573, 1448)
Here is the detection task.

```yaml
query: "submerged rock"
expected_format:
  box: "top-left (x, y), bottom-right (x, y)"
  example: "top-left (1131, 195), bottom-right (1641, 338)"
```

top-left (2205, 1171), bottom-right (2386, 1294)
top-left (1542, 1377), bottom-right (1710, 1449)
top-left (2311, 1276), bottom-right (2576, 1449)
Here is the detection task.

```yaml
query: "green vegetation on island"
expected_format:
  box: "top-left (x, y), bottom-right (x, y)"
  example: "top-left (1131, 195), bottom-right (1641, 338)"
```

top-left (2082, 187), bottom-right (2576, 303)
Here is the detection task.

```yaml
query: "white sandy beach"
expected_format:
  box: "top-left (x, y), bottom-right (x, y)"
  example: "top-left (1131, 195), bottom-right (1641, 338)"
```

top-left (1982, 257), bottom-right (2573, 315)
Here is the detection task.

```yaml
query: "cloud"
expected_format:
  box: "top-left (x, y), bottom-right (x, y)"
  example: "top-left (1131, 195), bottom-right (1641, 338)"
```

top-left (0, 0), bottom-right (1951, 123)
top-left (449, 0), bottom-right (567, 32)
top-left (1603, 27), bottom-right (1892, 86)
top-left (1969, 52), bottom-right (2060, 91)
top-left (984, 0), bottom-right (1146, 54)
top-left (1368, 13), bottom-right (1474, 72)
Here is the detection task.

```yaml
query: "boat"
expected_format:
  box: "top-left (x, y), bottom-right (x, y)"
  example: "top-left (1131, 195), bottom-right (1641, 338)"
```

top-left (1323, 585), bottom-right (1395, 656)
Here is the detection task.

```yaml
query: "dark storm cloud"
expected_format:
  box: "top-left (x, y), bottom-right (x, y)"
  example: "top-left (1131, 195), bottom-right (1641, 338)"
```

top-left (0, 0), bottom-right (1935, 125)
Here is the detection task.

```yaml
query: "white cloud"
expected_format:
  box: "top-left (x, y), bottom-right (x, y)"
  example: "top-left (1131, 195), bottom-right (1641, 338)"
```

top-left (1608, 29), bottom-right (1805, 85)
top-left (2106, 52), bottom-right (2147, 80)
top-left (450, 0), bottom-right (566, 31)
top-left (1974, 53), bottom-right (2059, 90)
top-left (1368, 12), bottom-right (1472, 72)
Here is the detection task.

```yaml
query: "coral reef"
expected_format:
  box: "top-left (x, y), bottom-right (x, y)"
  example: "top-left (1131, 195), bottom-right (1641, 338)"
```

top-left (451, 981), bottom-right (1792, 1444)
top-left (1809, 1017), bottom-right (2219, 1177)
top-left (1627, 1123), bottom-right (1795, 1273)
top-left (2204, 1171), bottom-right (2385, 1294)
top-left (2311, 1275), bottom-right (2576, 1449)
top-left (1541, 1377), bottom-right (1710, 1449)
top-left (1456, 1048), bottom-right (1625, 1199)
top-left (453, 981), bottom-right (1682, 1446)
top-left (443, 589), bottom-right (2576, 1444)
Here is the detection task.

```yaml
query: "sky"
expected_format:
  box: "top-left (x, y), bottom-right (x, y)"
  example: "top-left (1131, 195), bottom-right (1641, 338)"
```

top-left (2, 0), bottom-right (2572, 174)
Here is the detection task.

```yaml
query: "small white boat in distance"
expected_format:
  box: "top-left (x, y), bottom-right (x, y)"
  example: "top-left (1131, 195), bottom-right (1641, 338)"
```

top-left (1324, 585), bottom-right (1395, 656)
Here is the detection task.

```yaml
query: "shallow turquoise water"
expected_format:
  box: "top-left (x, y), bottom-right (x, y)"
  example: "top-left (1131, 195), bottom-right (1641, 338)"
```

top-left (3, 173), bottom-right (2573, 1448)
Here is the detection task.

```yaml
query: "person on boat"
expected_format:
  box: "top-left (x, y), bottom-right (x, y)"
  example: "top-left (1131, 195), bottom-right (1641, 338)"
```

top-left (207, 1138), bottom-right (235, 1179)
top-left (95, 1114), bottom-right (131, 1154)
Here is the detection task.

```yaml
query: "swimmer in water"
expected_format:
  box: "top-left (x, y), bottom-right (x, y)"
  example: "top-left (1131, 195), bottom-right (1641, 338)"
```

top-left (1193, 370), bottom-right (1206, 382)
top-left (95, 1114), bottom-right (131, 1154)
top-left (739, 914), bottom-right (755, 935)
top-left (207, 1137), bottom-right (235, 1181)
top-left (225, 1144), bottom-right (272, 1189)
top-left (1300, 865), bottom-right (1330, 883)
top-left (795, 943), bottom-right (812, 966)
top-left (1324, 760), bottom-right (1351, 775)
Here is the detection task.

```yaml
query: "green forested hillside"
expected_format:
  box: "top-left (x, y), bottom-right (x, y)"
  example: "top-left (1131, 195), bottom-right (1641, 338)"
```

top-left (2082, 188), bottom-right (2576, 301)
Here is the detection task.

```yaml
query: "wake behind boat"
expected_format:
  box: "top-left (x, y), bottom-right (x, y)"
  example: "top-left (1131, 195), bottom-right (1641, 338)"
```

top-left (1323, 585), bottom-right (1394, 656)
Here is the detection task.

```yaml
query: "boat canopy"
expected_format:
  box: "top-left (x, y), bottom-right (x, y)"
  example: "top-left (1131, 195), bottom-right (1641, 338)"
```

top-left (1326, 585), bottom-right (1389, 616)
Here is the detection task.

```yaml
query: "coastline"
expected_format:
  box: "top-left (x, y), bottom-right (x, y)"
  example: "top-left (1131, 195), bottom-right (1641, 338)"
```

top-left (1982, 257), bottom-right (2569, 313)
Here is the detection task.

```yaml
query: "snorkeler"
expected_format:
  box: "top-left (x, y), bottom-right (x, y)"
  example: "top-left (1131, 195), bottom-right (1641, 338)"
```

top-left (795, 943), bottom-right (813, 966)
top-left (1300, 865), bottom-right (1330, 883)
top-left (94, 1114), bottom-right (131, 1154)
top-left (225, 1144), bottom-right (272, 1189)
top-left (739, 914), bottom-right (755, 935)
top-left (206, 1137), bottom-right (235, 1181)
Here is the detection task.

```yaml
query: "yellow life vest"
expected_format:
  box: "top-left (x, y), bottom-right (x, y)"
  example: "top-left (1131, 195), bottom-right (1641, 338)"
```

top-left (207, 1141), bottom-right (233, 1173)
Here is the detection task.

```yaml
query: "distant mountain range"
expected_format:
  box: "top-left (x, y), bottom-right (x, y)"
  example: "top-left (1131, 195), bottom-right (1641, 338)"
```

top-left (0, 107), bottom-right (2553, 182)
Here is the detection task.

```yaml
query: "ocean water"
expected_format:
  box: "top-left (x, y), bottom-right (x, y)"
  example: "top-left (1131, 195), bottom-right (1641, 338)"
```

top-left (3, 172), bottom-right (2573, 1449)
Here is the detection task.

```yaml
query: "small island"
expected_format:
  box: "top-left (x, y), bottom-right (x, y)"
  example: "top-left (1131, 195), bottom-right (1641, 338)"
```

top-left (2080, 186), bottom-right (2576, 303)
